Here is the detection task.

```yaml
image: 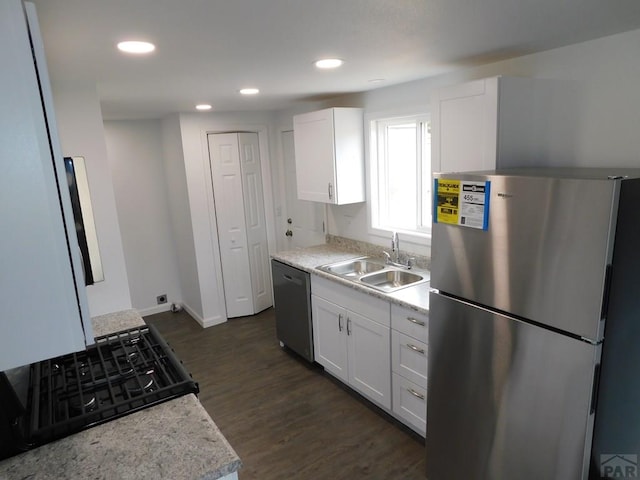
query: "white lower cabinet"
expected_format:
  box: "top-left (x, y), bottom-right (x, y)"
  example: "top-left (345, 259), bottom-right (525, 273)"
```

top-left (391, 305), bottom-right (429, 436)
top-left (311, 275), bottom-right (430, 435)
top-left (311, 275), bottom-right (391, 409)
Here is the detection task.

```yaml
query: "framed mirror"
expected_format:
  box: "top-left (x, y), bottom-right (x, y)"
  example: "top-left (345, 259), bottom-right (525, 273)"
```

top-left (64, 156), bottom-right (104, 285)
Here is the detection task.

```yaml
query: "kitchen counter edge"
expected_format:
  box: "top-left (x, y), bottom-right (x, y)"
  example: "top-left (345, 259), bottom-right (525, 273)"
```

top-left (271, 244), bottom-right (430, 314)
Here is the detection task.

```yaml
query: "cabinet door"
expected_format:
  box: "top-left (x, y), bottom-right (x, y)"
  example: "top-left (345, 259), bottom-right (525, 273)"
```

top-left (312, 295), bottom-right (348, 382)
top-left (293, 109), bottom-right (336, 203)
top-left (347, 311), bottom-right (391, 409)
top-left (431, 77), bottom-right (499, 173)
top-left (1, 0), bottom-right (91, 371)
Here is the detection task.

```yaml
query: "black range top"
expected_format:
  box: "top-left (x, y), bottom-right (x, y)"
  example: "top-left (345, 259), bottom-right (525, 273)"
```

top-left (1, 324), bottom-right (198, 459)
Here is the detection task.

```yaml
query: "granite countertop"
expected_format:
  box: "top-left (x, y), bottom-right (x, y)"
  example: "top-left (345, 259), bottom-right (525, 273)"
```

top-left (271, 243), bottom-right (431, 314)
top-left (0, 310), bottom-right (241, 480)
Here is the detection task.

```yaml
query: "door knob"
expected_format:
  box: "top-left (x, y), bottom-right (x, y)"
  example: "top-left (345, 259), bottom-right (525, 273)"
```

top-left (285, 229), bottom-right (293, 237)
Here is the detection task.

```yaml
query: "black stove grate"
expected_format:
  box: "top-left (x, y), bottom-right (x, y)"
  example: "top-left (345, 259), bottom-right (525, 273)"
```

top-left (26, 324), bottom-right (199, 446)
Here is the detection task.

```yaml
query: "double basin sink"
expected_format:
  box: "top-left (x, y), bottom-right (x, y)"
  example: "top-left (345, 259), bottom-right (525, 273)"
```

top-left (317, 257), bottom-right (430, 293)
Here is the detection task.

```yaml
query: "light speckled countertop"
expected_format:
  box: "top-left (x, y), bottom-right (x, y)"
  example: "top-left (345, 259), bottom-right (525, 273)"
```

top-left (0, 310), bottom-right (241, 480)
top-left (271, 243), bottom-right (431, 314)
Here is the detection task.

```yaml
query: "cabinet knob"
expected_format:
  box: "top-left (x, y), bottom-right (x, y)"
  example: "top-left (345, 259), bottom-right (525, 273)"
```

top-left (287, 218), bottom-right (293, 224)
top-left (285, 229), bottom-right (293, 237)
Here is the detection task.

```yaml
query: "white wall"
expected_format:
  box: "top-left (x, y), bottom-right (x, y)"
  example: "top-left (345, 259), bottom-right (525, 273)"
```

top-left (104, 120), bottom-right (182, 315)
top-left (277, 27), bottom-right (640, 257)
top-left (52, 86), bottom-right (132, 316)
top-left (161, 114), bottom-right (205, 323)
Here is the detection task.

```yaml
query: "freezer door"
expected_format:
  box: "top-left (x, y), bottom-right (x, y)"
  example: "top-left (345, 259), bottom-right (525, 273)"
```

top-left (432, 172), bottom-right (618, 340)
top-left (427, 292), bottom-right (599, 480)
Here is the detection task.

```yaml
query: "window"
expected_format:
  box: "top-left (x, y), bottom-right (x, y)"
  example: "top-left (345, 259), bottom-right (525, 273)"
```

top-left (370, 114), bottom-right (431, 237)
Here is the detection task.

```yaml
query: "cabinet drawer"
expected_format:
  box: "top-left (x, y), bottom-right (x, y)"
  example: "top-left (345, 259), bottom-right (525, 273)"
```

top-left (391, 330), bottom-right (428, 387)
top-left (391, 304), bottom-right (428, 343)
top-left (392, 373), bottom-right (426, 436)
top-left (312, 274), bottom-right (389, 326)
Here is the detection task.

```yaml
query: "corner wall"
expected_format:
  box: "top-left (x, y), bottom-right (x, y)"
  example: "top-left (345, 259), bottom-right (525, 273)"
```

top-left (104, 119), bottom-right (182, 315)
top-left (52, 86), bottom-right (132, 316)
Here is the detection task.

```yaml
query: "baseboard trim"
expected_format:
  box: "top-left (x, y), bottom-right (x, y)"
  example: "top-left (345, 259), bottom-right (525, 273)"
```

top-left (138, 303), bottom-right (172, 316)
top-left (182, 303), bottom-right (226, 328)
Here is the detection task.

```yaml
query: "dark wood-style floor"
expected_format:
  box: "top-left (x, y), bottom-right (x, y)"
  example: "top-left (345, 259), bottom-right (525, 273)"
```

top-left (145, 308), bottom-right (426, 480)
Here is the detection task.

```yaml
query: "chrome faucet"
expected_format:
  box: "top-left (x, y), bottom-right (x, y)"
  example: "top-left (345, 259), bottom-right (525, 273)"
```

top-left (383, 231), bottom-right (413, 269)
top-left (391, 231), bottom-right (399, 263)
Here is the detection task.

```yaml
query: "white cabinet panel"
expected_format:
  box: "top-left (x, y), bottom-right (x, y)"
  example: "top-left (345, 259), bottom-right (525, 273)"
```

top-left (392, 373), bottom-right (427, 436)
top-left (311, 275), bottom-right (391, 409)
top-left (391, 304), bottom-right (428, 344)
top-left (293, 108), bottom-right (364, 205)
top-left (431, 76), bottom-right (555, 174)
top-left (392, 330), bottom-right (428, 388)
top-left (348, 311), bottom-right (391, 409)
top-left (312, 294), bottom-right (349, 382)
top-left (0, 0), bottom-right (93, 371)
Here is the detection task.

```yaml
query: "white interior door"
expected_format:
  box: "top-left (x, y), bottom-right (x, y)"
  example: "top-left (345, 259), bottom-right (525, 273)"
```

top-left (237, 132), bottom-right (272, 313)
top-left (282, 130), bottom-right (326, 248)
top-left (208, 133), bottom-right (253, 318)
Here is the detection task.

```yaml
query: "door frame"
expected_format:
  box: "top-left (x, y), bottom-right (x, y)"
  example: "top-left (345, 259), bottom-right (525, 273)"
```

top-left (275, 126), bottom-right (328, 252)
top-left (199, 121), bottom-right (277, 321)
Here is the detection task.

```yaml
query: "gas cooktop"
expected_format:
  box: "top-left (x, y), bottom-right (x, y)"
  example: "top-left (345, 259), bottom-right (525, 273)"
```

top-left (24, 324), bottom-right (198, 450)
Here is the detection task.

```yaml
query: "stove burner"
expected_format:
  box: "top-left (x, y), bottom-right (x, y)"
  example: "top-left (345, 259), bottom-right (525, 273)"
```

top-left (69, 394), bottom-right (97, 413)
top-left (26, 325), bottom-right (199, 451)
top-left (125, 372), bottom-right (155, 396)
top-left (113, 348), bottom-right (140, 365)
top-left (66, 362), bottom-right (91, 378)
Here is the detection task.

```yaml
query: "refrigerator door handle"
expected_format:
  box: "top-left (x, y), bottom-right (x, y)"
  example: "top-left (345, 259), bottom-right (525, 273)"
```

top-left (600, 265), bottom-right (613, 321)
top-left (590, 363), bottom-right (601, 415)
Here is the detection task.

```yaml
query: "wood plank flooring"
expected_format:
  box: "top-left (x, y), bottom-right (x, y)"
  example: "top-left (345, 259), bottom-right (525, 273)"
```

top-left (145, 308), bottom-right (426, 480)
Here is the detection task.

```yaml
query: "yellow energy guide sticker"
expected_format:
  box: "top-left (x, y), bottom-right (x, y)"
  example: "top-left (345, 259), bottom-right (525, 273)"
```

top-left (434, 179), bottom-right (490, 230)
top-left (435, 179), bottom-right (460, 225)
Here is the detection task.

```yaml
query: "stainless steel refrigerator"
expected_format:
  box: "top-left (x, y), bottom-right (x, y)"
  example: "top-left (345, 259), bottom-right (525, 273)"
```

top-left (427, 168), bottom-right (640, 480)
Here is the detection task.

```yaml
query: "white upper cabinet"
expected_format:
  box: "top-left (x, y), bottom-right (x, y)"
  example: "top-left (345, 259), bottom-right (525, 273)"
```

top-left (293, 107), bottom-right (365, 205)
top-left (431, 76), bottom-right (554, 173)
top-left (0, 0), bottom-right (93, 371)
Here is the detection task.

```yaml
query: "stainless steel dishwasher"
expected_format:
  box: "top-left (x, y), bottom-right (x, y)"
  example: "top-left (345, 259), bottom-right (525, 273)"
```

top-left (271, 259), bottom-right (313, 362)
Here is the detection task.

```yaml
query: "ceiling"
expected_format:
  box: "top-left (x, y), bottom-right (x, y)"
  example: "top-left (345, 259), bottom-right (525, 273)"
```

top-left (31, 0), bottom-right (640, 120)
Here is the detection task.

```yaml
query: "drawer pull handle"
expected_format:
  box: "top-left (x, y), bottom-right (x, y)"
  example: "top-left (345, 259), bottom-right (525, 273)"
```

top-left (338, 313), bottom-right (343, 332)
top-left (407, 388), bottom-right (425, 400)
top-left (407, 317), bottom-right (426, 327)
top-left (407, 343), bottom-right (425, 355)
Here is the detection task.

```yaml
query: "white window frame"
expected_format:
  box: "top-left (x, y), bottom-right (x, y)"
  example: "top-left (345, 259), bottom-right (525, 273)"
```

top-left (366, 110), bottom-right (432, 250)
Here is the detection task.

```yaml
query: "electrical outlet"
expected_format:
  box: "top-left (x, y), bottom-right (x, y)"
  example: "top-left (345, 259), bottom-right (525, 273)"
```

top-left (156, 294), bottom-right (168, 304)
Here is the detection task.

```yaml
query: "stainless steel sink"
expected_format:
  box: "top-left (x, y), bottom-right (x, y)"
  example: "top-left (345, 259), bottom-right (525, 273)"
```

top-left (360, 270), bottom-right (425, 292)
top-left (317, 256), bottom-right (429, 293)
top-left (320, 258), bottom-right (385, 277)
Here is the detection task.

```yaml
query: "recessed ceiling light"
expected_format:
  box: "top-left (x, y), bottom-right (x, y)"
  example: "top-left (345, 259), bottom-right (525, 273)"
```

top-left (196, 104), bottom-right (212, 111)
top-left (368, 78), bottom-right (385, 84)
top-left (315, 58), bottom-right (344, 69)
top-left (239, 88), bottom-right (260, 95)
top-left (117, 41), bottom-right (155, 54)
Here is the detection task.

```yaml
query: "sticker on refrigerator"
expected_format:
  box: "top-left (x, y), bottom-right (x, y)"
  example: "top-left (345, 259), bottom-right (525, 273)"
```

top-left (434, 179), bottom-right (490, 230)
